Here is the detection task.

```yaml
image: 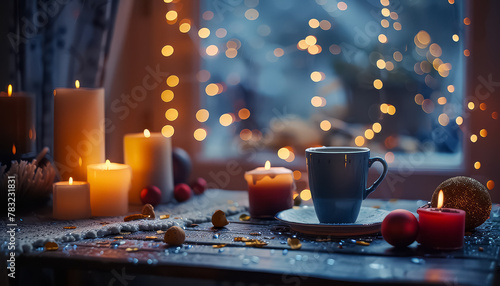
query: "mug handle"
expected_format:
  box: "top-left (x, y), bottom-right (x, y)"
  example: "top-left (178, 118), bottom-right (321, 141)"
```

top-left (364, 157), bottom-right (388, 199)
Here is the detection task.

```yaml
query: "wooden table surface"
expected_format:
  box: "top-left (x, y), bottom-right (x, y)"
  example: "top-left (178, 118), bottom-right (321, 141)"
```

top-left (4, 190), bottom-right (500, 286)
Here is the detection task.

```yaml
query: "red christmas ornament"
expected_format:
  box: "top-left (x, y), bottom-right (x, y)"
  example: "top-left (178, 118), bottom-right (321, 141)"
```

top-left (174, 183), bottom-right (193, 202)
top-left (191, 177), bottom-right (207, 195)
top-left (381, 209), bottom-right (419, 247)
top-left (140, 185), bottom-right (162, 206)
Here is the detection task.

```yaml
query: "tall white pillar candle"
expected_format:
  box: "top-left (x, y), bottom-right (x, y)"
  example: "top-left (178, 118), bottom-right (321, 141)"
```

top-left (54, 83), bottom-right (105, 181)
top-left (0, 89), bottom-right (35, 159)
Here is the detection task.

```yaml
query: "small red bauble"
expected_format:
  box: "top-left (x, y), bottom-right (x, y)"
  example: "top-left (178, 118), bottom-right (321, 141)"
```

top-left (381, 209), bottom-right (419, 247)
top-left (174, 183), bottom-right (192, 202)
top-left (140, 185), bottom-right (162, 206)
top-left (191, 177), bottom-right (207, 195)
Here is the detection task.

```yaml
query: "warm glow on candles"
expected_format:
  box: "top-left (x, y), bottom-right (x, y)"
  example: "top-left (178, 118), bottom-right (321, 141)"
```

top-left (265, 160), bottom-right (271, 170)
top-left (75, 80), bottom-right (80, 89)
top-left (437, 190), bottom-right (444, 209)
top-left (69, 177), bottom-right (73, 185)
top-left (7, 84), bottom-right (12, 96)
top-left (144, 129), bottom-right (151, 138)
top-left (106, 159), bottom-right (111, 170)
top-left (12, 144), bottom-right (16, 155)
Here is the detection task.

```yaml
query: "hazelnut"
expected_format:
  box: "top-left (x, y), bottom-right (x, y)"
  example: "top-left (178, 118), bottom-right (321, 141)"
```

top-left (142, 204), bottom-right (155, 219)
top-left (163, 226), bottom-right (186, 245)
top-left (212, 209), bottom-right (229, 228)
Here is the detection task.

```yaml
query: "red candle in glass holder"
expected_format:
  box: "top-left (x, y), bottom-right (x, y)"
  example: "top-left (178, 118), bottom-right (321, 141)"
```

top-left (244, 161), bottom-right (294, 218)
top-left (417, 190), bottom-right (465, 250)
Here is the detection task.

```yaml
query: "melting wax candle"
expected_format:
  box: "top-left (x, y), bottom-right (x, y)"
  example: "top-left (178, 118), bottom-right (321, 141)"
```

top-left (417, 190), bottom-right (465, 250)
top-left (244, 161), bottom-right (294, 218)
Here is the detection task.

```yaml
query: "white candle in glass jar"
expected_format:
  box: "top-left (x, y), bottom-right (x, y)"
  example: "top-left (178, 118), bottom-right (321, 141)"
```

top-left (87, 160), bottom-right (131, 216)
top-left (123, 129), bottom-right (174, 204)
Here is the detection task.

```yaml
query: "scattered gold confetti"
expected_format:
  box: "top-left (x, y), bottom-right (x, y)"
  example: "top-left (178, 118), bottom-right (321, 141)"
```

top-left (479, 247), bottom-right (484, 252)
top-left (212, 244), bottom-right (227, 248)
top-left (316, 238), bottom-right (331, 242)
top-left (389, 198), bottom-right (398, 202)
top-left (160, 214), bottom-right (170, 219)
top-left (174, 217), bottom-right (182, 219)
top-left (114, 236), bottom-right (124, 239)
top-left (100, 222), bottom-right (110, 226)
top-left (120, 232), bottom-right (131, 235)
top-left (45, 242), bottom-right (58, 251)
top-left (63, 226), bottom-right (76, 229)
top-left (124, 214), bottom-right (150, 222)
top-left (356, 241), bottom-right (370, 246)
top-left (146, 236), bottom-right (158, 240)
top-left (229, 206), bottom-right (237, 211)
top-left (125, 247), bottom-right (139, 252)
top-left (239, 214), bottom-right (251, 221)
top-left (187, 224), bottom-right (199, 227)
top-left (156, 230), bottom-right (165, 234)
top-left (249, 232), bottom-right (261, 236)
top-left (96, 241), bottom-right (110, 245)
top-left (245, 240), bottom-right (268, 247)
top-left (234, 237), bottom-right (252, 242)
top-left (227, 200), bottom-right (234, 204)
top-left (288, 238), bottom-right (302, 250)
top-left (372, 205), bottom-right (381, 209)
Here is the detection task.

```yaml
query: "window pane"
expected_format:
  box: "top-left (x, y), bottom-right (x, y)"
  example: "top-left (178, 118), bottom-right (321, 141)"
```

top-left (199, 0), bottom-right (465, 168)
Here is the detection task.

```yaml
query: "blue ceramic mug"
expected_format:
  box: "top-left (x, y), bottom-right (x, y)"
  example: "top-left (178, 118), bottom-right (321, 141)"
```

top-left (305, 147), bottom-right (388, 223)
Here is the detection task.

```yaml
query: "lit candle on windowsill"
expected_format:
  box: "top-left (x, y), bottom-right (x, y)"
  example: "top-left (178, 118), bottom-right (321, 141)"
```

top-left (417, 190), bottom-right (466, 250)
top-left (87, 160), bottom-right (131, 216)
top-left (0, 84), bottom-right (35, 159)
top-left (123, 129), bottom-right (174, 205)
top-left (244, 161), bottom-right (295, 218)
top-left (52, 177), bottom-right (91, 220)
top-left (54, 80), bottom-right (105, 181)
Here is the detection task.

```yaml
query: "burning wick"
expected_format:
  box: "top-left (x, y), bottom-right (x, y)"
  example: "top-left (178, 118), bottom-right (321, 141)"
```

top-left (144, 129), bottom-right (151, 138)
top-left (437, 190), bottom-right (444, 209)
top-left (69, 177), bottom-right (73, 185)
top-left (7, 84), bottom-right (12, 96)
top-left (106, 159), bottom-right (111, 170)
top-left (264, 160), bottom-right (271, 170)
top-left (75, 80), bottom-right (80, 89)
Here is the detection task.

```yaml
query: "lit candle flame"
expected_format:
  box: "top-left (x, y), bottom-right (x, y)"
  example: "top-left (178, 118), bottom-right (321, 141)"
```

top-left (437, 190), bottom-right (444, 209)
top-left (144, 129), bottom-right (151, 138)
top-left (106, 159), bottom-right (111, 170)
top-left (69, 177), bottom-right (73, 185)
top-left (12, 144), bottom-right (16, 155)
top-left (8, 84), bottom-right (12, 96)
top-left (78, 157), bottom-right (83, 167)
top-left (75, 80), bottom-right (80, 89)
top-left (264, 160), bottom-right (271, 170)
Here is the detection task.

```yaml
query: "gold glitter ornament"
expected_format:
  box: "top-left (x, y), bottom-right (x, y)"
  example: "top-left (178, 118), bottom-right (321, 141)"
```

top-left (431, 176), bottom-right (491, 230)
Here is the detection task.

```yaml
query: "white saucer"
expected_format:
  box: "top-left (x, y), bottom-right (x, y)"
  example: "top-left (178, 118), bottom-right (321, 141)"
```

top-left (276, 206), bottom-right (390, 236)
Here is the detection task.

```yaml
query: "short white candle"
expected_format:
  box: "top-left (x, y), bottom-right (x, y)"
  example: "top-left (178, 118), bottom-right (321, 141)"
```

top-left (52, 177), bottom-right (91, 220)
top-left (87, 160), bottom-right (131, 216)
